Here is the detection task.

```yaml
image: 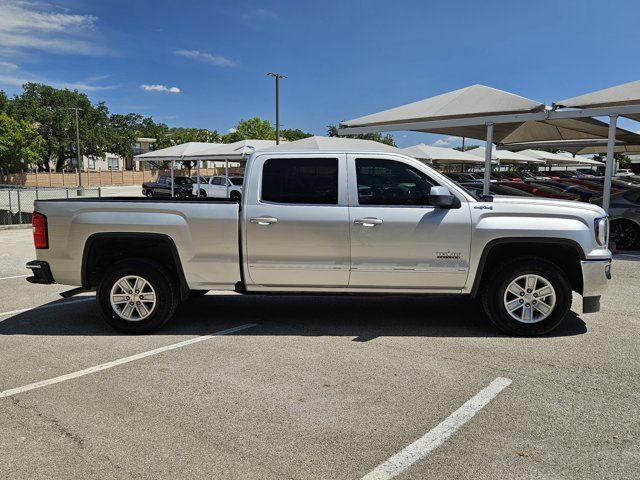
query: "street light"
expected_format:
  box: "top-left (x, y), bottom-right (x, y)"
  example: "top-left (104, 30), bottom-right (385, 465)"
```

top-left (67, 107), bottom-right (84, 193)
top-left (267, 72), bottom-right (287, 144)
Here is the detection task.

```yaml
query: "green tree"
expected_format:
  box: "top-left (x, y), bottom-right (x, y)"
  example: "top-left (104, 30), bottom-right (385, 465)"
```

top-left (0, 112), bottom-right (45, 172)
top-left (6, 83), bottom-right (112, 171)
top-left (281, 128), bottom-right (313, 142)
top-left (453, 145), bottom-right (479, 151)
top-left (327, 125), bottom-right (396, 146)
top-left (223, 117), bottom-right (275, 143)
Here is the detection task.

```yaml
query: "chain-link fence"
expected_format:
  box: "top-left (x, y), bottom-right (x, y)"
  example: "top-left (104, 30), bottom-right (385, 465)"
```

top-left (0, 186), bottom-right (101, 225)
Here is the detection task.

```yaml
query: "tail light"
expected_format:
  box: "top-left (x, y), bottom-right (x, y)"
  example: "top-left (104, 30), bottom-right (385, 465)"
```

top-left (531, 188), bottom-right (538, 193)
top-left (32, 212), bottom-right (48, 249)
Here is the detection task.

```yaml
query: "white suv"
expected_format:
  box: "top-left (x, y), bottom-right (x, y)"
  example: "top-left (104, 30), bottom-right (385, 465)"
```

top-left (615, 169), bottom-right (634, 177)
top-left (193, 175), bottom-right (243, 199)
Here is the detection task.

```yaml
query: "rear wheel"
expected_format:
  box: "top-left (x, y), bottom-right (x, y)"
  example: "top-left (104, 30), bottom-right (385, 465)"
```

top-left (198, 189), bottom-right (207, 197)
top-left (481, 256), bottom-right (571, 336)
top-left (97, 259), bottom-right (179, 333)
top-left (610, 220), bottom-right (639, 250)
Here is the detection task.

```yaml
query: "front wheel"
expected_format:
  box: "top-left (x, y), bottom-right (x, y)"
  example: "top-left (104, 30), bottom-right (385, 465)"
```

top-left (481, 256), bottom-right (571, 336)
top-left (145, 189), bottom-right (154, 197)
top-left (97, 259), bottom-right (179, 333)
top-left (230, 191), bottom-right (241, 201)
top-left (610, 220), bottom-right (639, 250)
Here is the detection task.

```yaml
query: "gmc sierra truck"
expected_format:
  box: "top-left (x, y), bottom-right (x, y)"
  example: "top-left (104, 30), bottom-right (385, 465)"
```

top-left (26, 149), bottom-right (611, 335)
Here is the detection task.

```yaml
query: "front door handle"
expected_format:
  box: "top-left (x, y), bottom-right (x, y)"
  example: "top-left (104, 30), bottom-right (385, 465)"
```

top-left (250, 216), bottom-right (278, 226)
top-left (354, 217), bottom-right (383, 227)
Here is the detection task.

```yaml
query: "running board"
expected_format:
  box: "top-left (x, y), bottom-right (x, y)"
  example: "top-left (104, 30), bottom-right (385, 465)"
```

top-left (60, 287), bottom-right (87, 298)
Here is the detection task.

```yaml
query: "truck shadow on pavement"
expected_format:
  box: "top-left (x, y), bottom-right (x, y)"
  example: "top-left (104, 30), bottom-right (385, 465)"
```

top-left (0, 294), bottom-right (587, 339)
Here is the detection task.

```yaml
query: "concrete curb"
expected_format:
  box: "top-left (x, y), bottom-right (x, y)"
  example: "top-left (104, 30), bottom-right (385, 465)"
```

top-left (0, 224), bottom-right (31, 231)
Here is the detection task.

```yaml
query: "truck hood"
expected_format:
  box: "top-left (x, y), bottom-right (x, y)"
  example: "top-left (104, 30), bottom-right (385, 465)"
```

top-left (489, 196), bottom-right (606, 216)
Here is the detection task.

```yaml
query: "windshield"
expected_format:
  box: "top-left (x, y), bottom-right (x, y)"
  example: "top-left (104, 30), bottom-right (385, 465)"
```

top-left (174, 177), bottom-right (193, 185)
top-left (230, 177), bottom-right (244, 186)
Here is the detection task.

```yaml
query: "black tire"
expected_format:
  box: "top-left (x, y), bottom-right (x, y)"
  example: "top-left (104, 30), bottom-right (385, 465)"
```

top-left (481, 256), bottom-right (572, 336)
top-left (230, 191), bottom-right (241, 201)
top-left (145, 189), bottom-right (154, 197)
top-left (610, 220), bottom-right (640, 250)
top-left (198, 189), bottom-right (207, 198)
top-left (97, 259), bottom-right (179, 333)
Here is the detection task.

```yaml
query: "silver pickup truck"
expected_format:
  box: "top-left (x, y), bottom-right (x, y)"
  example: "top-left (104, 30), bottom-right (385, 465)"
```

top-left (27, 149), bottom-right (612, 336)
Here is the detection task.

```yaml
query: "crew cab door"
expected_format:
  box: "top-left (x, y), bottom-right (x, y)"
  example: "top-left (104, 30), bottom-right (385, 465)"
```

top-left (347, 155), bottom-right (472, 290)
top-left (243, 154), bottom-right (350, 287)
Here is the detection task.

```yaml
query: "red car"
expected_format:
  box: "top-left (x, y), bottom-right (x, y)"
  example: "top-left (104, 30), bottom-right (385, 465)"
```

top-left (499, 181), bottom-right (579, 200)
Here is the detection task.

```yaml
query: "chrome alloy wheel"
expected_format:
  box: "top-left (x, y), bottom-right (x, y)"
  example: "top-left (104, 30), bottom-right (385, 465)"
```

top-left (109, 275), bottom-right (157, 322)
top-left (503, 274), bottom-right (556, 324)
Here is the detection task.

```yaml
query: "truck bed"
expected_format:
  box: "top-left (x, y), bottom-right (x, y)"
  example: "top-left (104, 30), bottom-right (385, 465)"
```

top-left (33, 197), bottom-right (242, 290)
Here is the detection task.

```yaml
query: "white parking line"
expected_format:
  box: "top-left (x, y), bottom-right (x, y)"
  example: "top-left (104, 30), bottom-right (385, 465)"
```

top-left (361, 377), bottom-right (513, 480)
top-left (0, 297), bottom-right (95, 318)
top-left (0, 274), bottom-right (29, 281)
top-left (0, 323), bottom-right (257, 399)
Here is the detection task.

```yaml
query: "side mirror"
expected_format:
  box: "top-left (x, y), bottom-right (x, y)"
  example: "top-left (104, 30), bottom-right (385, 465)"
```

top-left (428, 186), bottom-right (459, 208)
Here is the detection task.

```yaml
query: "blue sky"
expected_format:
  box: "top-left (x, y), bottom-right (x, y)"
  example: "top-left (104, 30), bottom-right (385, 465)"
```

top-left (1, 0), bottom-right (639, 147)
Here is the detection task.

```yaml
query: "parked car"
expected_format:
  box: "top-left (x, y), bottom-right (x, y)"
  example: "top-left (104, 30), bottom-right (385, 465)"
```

top-left (142, 176), bottom-right (194, 197)
top-left (190, 175), bottom-right (211, 184)
top-left (443, 172), bottom-right (481, 183)
top-left (27, 149), bottom-right (611, 337)
top-left (591, 188), bottom-right (640, 250)
top-left (499, 181), bottom-right (579, 200)
top-left (524, 180), bottom-right (600, 202)
top-left (193, 175), bottom-right (243, 200)
top-left (459, 182), bottom-right (535, 197)
top-left (615, 169), bottom-right (634, 177)
top-left (559, 178), bottom-right (624, 194)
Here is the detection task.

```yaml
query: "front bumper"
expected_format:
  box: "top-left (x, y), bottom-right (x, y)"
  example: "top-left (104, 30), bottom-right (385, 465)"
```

top-left (580, 259), bottom-right (611, 313)
top-left (26, 260), bottom-right (55, 284)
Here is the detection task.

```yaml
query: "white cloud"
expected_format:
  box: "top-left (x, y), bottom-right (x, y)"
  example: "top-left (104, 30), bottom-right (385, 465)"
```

top-left (140, 84), bottom-right (181, 93)
top-left (0, 64), bottom-right (116, 91)
top-left (0, 60), bottom-right (18, 71)
top-left (432, 136), bottom-right (460, 147)
top-left (242, 8), bottom-right (278, 22)
top-left (227, 128), bottom-right (237, 133)
top-left (0, 1), bottom-right (104, 55)
top-left (174, 49), bottom-right (237, 67)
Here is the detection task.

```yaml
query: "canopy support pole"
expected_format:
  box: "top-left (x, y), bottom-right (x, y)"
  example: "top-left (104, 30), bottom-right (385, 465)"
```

top-left (171, 159), bottom-right (175, 197)
top-left (483, 123), bottom-right (494, 196)
top-left (225, 159), bottom-right (229, 198)
top-left (602, 115), bottom-right (618, 213)
top-left (196, 160), bottom-right (201, 197)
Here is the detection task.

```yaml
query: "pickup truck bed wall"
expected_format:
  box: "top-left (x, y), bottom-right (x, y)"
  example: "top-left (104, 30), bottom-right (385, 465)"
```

top-left (34, 197), bottom-right (242, 290)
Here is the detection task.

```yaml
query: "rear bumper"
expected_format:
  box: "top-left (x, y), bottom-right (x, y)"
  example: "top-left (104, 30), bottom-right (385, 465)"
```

top-left (581, 259), bottom-right (611, 313)
top-left (25, 260), bottom-right (55, 284)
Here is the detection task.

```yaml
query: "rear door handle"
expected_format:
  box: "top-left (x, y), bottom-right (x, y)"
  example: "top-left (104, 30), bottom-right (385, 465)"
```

top-left (354, 217), bottom-right (383, 227)
top-left (250, 216), bottom-right (278, 225)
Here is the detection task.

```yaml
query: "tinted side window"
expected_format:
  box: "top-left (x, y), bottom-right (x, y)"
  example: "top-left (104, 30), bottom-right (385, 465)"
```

top-left (212, 177), bottom-right (223, 185)
top-left (355, 158), bottom-right (437, 206)
top-left (262, 158), bottom-right (339, 204)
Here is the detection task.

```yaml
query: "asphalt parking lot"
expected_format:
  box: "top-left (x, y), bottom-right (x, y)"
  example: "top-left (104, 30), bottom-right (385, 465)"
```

top-left (1, 228), bottom-right (639, 479)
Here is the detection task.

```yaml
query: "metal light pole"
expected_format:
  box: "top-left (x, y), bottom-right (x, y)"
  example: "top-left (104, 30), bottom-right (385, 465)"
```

top-left (68, 107), bottom-right (84, 194)
top-left (267, 72), bottom-right (287, 144)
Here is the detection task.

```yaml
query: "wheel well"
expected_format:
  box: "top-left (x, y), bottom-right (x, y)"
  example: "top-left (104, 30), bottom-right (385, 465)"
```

top-left (473, 241), bottom-right (583, 296)
top-left (82, 234), bottom-right (188, 298)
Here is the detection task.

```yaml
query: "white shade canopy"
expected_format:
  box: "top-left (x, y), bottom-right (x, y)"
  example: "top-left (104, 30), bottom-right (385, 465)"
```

top-left (555, 80), bottom-right (640, 122)
top-left (468, 147), bottom-right (544, 164)
top-left (184, 139), bottom-right (282, 160)
top-left (259, 135), bottom-right (406, 154)
top-left (517, 149), bottom-right (590, 165)
top-left (399, 144), bottom-right (491, 164)
top-left (556, 152), bottom-right (604, 166)
top-left (134, 142), bottom-right (220, 161)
